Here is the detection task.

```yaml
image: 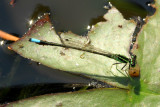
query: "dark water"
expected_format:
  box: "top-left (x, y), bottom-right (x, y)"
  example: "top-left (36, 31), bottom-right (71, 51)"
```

top-left (0, 0), bottom-right (155, 104)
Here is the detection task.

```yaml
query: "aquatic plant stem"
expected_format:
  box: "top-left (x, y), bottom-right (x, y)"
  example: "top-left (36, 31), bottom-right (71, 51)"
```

top-left (0, 30), bottom-right (19, 41)
top-left (0, 30), bottom-right (20, 49)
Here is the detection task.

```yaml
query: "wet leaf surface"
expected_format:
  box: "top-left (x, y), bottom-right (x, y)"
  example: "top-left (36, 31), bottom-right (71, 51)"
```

top-left (10, 8), bottom-right (136, 89)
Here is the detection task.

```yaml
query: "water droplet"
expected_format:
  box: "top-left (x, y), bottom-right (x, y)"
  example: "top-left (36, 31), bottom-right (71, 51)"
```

top-left (147, 3), bottom-right (151, 6)
top-left (88, 83), bottom-right (91, 86)
top-left (73, 87), bottom-right (75, 90)
top-left (108, 2), bottom-right (112, 7)
top-left (75, 62), bottom-right (79, 66)
top-left (0, 40), bottom-right (5, 46)
top-left (103, 5), bottom-right (110, 9)
top-left (87, 25), bottom-right (91, 30)
top-left (143, 18), bottom-right (146, 21)
top-left (29, 19), bottom-right (33, 25)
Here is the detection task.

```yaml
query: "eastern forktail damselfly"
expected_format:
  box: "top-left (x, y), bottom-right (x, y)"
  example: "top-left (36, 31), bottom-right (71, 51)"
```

top-left (29, 38), bottom-right (136, 77)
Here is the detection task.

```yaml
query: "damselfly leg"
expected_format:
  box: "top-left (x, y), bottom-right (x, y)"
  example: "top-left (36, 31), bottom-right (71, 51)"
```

top-left (110, 62), bottom-right (129, 77)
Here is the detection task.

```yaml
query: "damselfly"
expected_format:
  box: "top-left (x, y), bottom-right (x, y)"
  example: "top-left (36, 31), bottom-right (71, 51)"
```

top-left (29, 38), bottom-right (136, 77)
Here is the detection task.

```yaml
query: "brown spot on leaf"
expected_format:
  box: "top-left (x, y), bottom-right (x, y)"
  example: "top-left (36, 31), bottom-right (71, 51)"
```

top-left (132, 43), bottom-right (139, 50)
top-left (26, 14), bottom-right (50, 35)
top-left (64, 47), bottom-right (69, 50)
top-left (18, 44), bottom-right (24, 48)
top-left (135, 44), bottom-right (139, 49)
top-left (65, 39), bottom-right (69, 41)
top-left (60, 51), bottom-right (65, 56)
top-left (118, 25), bottom-right (122, 28)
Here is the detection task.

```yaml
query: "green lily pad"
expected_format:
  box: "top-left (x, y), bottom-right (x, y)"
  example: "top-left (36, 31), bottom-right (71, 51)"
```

top-left (4, 88), bottom-right (160, 107)
top-left (135, 1), bottom-right (160, 93)
top-left (5, 89), bottom-right (130, 107)
top-left (10, 7), bottom-right (136, 88)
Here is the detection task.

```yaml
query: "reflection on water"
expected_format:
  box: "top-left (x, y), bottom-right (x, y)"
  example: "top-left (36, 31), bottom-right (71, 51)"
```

top-left (0, 0), bottom-right (155, 104)
top-left (109, 0), bottom-right (155, 19)
top-left (0, 83), bottom-right (94, 103)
